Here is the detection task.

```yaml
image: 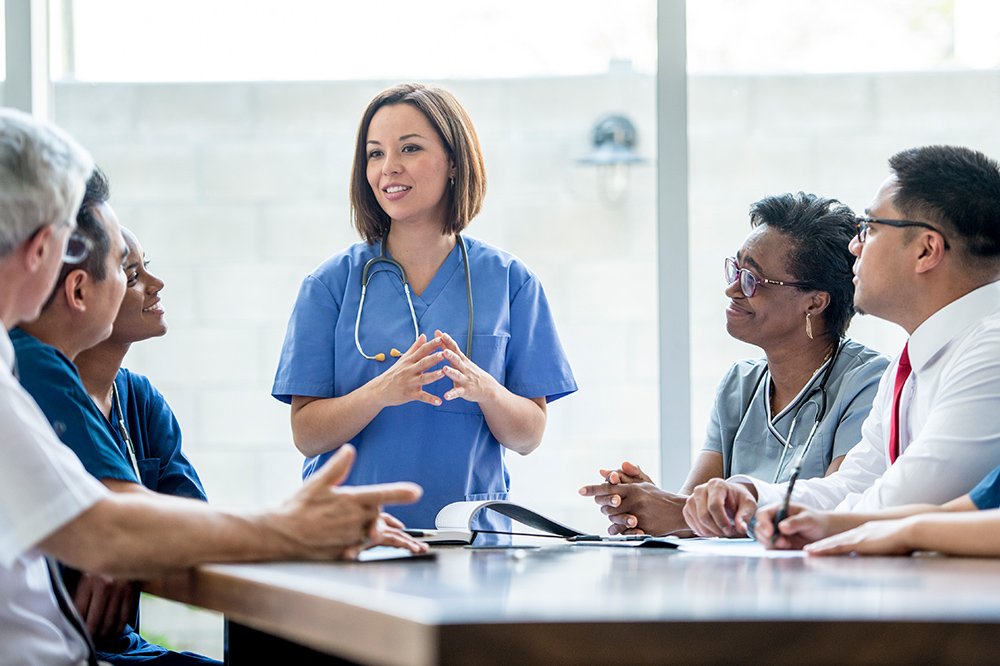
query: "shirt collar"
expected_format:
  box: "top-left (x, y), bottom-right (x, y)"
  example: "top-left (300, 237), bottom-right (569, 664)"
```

top-left (0, 327), bottom-right (13, 372)
top-left (908, 280), bottom-right (1000, 372)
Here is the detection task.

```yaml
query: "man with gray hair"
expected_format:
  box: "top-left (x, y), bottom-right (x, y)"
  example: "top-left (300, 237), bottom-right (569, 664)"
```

top-left (0, 108), bottom-right (425, 665)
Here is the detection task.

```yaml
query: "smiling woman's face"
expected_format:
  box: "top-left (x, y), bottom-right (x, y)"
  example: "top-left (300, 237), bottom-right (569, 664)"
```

top-left (108, 228), bottom-right (166, 345)
top-left (365, 103), bottom-right (454, 231)
top-left (724, 224), bottom-right (817, 350)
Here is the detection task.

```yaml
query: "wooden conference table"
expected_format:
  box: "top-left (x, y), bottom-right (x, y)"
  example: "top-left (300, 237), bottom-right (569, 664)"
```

top-left (147, 539), bottom-right (1000, 665)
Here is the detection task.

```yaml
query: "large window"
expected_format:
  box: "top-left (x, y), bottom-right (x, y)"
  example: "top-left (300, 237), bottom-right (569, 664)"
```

top-left (51, 0), bottom-right (659, 529)
top-left (55, 0), bottom-right (655, 81)
top-left (688, 0), bottom-right (1000, 74)
top-left (686, 0), bottom-right (1000, 459)
top-left (39, 4), bottom-right (660, 657)
top-left (11, 0), bottom-right (998, 657)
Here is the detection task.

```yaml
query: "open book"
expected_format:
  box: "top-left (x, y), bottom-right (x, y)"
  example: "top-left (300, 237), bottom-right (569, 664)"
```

top-left (404, 500), bottom-right (679, 548)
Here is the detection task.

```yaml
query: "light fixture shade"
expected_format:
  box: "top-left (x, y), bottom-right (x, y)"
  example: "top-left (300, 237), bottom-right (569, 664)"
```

top-left (577, 114), bottom-right (646, 165)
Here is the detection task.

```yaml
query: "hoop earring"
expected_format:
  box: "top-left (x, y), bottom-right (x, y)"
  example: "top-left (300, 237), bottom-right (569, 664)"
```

top-left (805, 312), bottom-right (814, 340)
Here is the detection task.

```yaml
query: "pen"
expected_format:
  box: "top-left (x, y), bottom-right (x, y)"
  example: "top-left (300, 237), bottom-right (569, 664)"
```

top-left (770, 468), bottom-right (799, 545)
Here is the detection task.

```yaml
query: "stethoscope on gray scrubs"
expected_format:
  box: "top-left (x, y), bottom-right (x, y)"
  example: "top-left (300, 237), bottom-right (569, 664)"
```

top-left (739, 338), bottom-right (844, 482)
top-left (355, 233), bottom-right (474, 362)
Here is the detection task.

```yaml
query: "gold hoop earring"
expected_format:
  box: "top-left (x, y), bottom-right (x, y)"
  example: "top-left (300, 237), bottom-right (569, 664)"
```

top-left (805, 312), bottom-right (814, 340)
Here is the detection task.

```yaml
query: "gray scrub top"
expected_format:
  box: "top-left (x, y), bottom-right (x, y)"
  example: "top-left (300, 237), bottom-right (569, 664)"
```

top-left (703, 338), bottom-right (889, 483)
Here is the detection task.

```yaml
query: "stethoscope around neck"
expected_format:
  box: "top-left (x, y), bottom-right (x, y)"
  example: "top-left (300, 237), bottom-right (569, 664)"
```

top-left (354, 233), bottom-right (474, 362)
top-left (738, 338), bottom-right (845, 483)
top-left (111, 382), bottom-right (142, 481)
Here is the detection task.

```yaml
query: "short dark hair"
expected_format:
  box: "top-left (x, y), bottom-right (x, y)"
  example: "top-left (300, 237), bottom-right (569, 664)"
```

top-left (349, 83), bottom-right (487, 244)
top-left (889, 145), bottom-right (1000, 259)
top-left (749, 192), bottom-right (857, 339)
top-left (44, 167), bottom-right (112, 309)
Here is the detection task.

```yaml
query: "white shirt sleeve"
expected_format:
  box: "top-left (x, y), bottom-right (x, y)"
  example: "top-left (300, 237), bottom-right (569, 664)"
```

top-left (733, 311), bottom-right (1000, 513)
top-left (0, 369), bottom-right (107, 567)
top-left (841, 324), bottom-right (1000, 511)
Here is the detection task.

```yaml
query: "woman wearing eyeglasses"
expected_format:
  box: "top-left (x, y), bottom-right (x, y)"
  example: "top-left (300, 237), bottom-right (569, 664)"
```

top-left (272, 84), bottom-right (577, 530)
top-left (581, 192), bottom-right (889, 537)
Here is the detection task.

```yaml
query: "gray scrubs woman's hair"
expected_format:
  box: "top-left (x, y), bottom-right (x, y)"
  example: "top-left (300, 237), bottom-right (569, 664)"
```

top-left (748, 192), bottom-right (857, 339)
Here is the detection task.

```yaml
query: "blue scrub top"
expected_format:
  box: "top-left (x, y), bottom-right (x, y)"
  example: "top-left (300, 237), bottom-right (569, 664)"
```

top-left (273, 236), bottom-right (578, 528)
top-left (970, 465), bottom-right (1000, 510)
top-left (113, 368), bottom-right (207, 500)
top-left (703, 338), bottom-right (888, 483)
top-left (11, 329), bottom-right (207, 500)
top-left (12, 329), bottom-right (211, 663)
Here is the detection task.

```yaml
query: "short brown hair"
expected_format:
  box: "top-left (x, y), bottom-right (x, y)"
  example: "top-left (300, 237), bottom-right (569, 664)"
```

top-left (349, 83), bottom-right (487, 244)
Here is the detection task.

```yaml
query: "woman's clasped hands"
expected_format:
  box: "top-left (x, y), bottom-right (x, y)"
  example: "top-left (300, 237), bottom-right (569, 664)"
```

top-left (372, 329), bottom-right (496, 408)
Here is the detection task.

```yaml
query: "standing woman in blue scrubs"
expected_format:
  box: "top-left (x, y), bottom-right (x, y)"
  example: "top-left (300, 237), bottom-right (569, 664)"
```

top-left (273, 83), bottom-right (577, 528)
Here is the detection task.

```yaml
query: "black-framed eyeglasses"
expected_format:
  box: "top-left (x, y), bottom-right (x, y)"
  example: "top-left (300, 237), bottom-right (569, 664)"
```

top-left (854, 215), bottom-right (950, 249)
top-left (725, 256), bottom-right (808, 298)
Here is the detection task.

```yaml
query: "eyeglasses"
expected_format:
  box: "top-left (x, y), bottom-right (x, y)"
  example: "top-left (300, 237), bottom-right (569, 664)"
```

top-left (725, 256), bottom-right (808, 298)
top-left (62, 229), bottom-right (91, 264)
top-left (854, 215), bottom-right (950, 249)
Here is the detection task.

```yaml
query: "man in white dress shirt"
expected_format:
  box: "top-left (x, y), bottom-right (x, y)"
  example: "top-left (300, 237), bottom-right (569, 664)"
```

top-left (682, 145), bottom-right (1000, 538)
top-left (0, 107), bottom-right (425, 665)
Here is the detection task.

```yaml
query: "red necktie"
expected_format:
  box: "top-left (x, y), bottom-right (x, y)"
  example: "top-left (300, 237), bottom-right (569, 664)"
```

top-left (888, 343), bottom-right (911, 464)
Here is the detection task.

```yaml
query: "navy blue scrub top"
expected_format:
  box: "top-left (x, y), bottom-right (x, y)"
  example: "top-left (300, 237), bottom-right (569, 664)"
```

top-left (11, 328), bottom-right (206, 499)
top-left (970, 465), bottom-right (1000, 510)
top-left (11, 328), bottom-right (210, 662)
top-left (113, 367), bottom-right (206, 500)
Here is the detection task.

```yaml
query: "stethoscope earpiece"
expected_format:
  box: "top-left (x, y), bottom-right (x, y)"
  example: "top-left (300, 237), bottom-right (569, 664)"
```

top-left (390, 348), bottom-right (402, 358)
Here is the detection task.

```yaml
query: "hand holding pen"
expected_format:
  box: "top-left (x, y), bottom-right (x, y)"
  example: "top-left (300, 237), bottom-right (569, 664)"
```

top-left (771, 467), bottom-right (800, 544)
top-left (750, 418), bottom-right (825, 549)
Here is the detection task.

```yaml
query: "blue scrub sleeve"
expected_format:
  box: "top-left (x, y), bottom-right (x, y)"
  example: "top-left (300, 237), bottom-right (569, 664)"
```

top-left (14, 342), bottom-right (137, 484)
top-left (503, 274), bottom-right (577, 402)
top-left (969, 465), bottom-right (1000, 510)
top-left (121, 370), bottom-right (207, 500)
top-left (272, 273), bottom-right (342, 403)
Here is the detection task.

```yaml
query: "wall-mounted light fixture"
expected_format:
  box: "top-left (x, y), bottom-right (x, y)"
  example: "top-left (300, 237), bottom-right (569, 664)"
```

top-left (577, 114), bottom-right (647, 203)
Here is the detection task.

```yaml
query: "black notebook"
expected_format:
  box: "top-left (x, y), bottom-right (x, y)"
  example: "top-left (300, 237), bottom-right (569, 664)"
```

top-left (405, 500), bottom-right (679, 549)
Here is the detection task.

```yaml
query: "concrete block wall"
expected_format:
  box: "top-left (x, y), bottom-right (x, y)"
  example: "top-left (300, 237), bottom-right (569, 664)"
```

top-left (46, 69), bottom-right (1000, 657)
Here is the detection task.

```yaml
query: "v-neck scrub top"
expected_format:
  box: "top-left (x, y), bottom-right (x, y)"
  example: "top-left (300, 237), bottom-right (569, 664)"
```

top-left (272, 236), bottom-right (577, 528)
top-left (703, 338), bottom-right (888, 484)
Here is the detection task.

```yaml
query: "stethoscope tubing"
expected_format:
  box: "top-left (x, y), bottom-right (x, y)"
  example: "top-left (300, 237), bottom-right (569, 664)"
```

top-left (736, 339), bottom-right (844, 482)
top-left (111, 382), bottom-right (142, 481)
top-left (355, 233), bottom-right (473, 361)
